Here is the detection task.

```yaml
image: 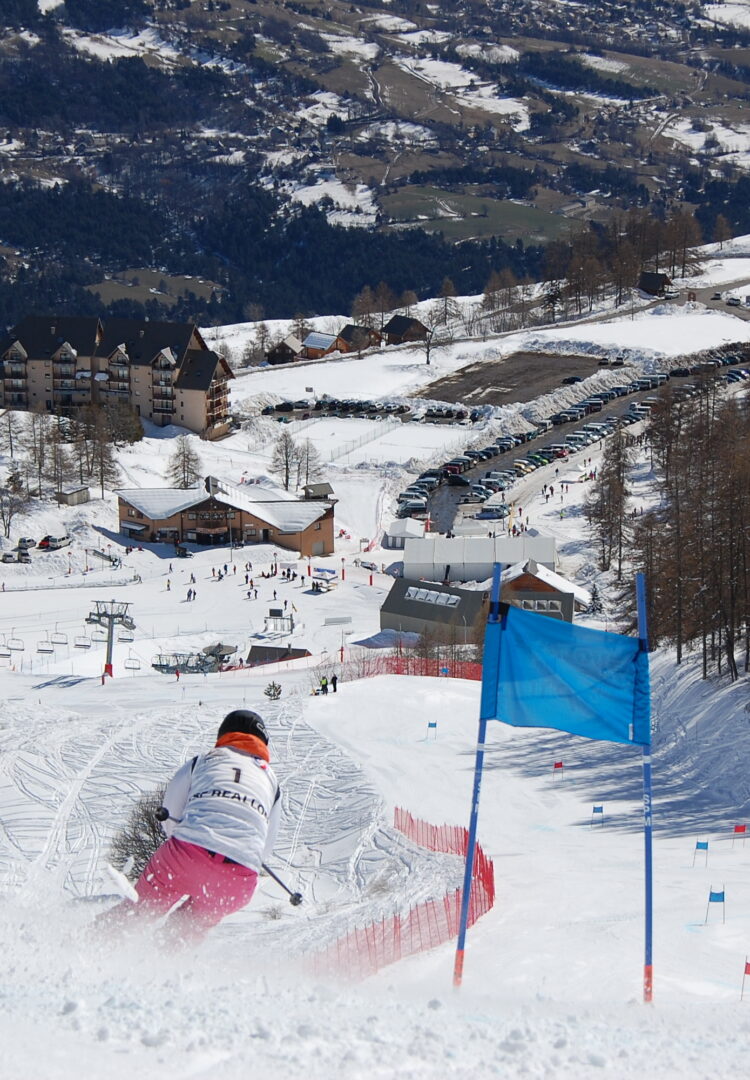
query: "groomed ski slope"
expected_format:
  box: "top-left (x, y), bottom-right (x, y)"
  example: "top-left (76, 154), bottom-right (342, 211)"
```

top-left (2, 652), bottom-right (750, 1079)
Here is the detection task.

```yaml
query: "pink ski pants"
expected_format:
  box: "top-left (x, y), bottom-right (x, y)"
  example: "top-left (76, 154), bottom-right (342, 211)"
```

top-left (113, 837), bottom-right (258, 941)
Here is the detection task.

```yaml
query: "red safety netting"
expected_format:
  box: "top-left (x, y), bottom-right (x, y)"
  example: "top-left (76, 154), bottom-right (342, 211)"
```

top-left (338, 653), bottom-right (483, 682)
top-left (311, 811), bottom-right (494, 980)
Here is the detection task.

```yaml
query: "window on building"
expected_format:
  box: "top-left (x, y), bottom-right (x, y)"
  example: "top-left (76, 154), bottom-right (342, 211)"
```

top-left (314, 522), bottom-right (321, 530)
top-left (405, 586), bottom-right (460, 608)
top-left (188, 513), bottom-right (197, 520)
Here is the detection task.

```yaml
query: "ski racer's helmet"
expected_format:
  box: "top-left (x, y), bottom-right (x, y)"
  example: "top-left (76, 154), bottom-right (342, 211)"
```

top-left (218, 709), bottom-right (269, 745)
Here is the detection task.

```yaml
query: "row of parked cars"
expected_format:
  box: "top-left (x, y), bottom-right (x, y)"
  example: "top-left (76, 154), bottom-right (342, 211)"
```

top-left (393, 351), bottom-right (750, 521)
top-left (395, 411), bottom-right (636, 519)
top-left (1, 534), bottom-right (72, 563)
top-left (262, 399), bottom-right (411, 420)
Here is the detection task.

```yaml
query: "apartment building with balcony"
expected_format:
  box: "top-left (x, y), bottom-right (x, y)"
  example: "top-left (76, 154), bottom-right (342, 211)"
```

top-left (0, 315), bottom-right (234, 439)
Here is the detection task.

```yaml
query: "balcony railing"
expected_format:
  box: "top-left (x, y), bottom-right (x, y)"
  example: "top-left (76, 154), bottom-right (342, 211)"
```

top-left (53, 364), bottom-right (76, 377)
top-left (153, 403), bottom-right (176, 415)
top-left (4, 367), bottom-right (26, 380)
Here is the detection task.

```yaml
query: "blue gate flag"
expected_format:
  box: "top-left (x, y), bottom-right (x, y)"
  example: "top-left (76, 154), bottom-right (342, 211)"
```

top-left (709, 890), bottom-right (725, 903)
top-left (696, 841), bottom-right (709, 851)
top-left (481, 604), bottom-right (650, 745)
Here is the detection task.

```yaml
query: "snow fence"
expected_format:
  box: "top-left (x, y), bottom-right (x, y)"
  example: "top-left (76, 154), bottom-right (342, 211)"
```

top-left (311, 809), bottom-right (494, 980)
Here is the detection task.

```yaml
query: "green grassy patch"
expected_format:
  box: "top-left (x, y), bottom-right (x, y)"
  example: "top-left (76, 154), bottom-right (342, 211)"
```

top-left (381, 185), bottom-right (583, 244)
top-left (86, 269), bottom-right (222, 309)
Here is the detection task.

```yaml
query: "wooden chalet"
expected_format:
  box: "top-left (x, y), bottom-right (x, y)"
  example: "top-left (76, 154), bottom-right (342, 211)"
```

top-left (265, 334), bottom-right (302, 365)
top-left (300, 331), bottom-right (346, 360)
top-left (382, 315), bottom-right (429, 346)
top-left (337, 324), bottom-right (382, 352)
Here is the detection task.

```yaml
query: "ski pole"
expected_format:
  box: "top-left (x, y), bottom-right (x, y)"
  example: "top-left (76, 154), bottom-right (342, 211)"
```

top-left (262, 862), bottom-right (303, 906)
top-left (157, 809), bottom-right (303, 906)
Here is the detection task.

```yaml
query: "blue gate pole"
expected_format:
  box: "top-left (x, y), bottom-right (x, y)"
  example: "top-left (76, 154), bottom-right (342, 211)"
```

top-left (636, 572), bottom-right (654, 1003)
top-left (453, 563), bottom-right (502, 989)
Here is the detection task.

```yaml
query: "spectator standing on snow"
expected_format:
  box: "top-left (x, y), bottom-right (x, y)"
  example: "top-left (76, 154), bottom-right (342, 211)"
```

top-left (331, 673), bottom-right (338, 693)
top-left (101, 711), bottom-right (282, 943)
top-left (166, 579), bottom-right (171, 591)
top-left (320, 675), bottom-right (328, 695)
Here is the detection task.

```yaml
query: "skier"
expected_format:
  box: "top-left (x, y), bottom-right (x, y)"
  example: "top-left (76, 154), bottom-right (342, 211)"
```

top-left (101, 710), bottom-right (281, 943)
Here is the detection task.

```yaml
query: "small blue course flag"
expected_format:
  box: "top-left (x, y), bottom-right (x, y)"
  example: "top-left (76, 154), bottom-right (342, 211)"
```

top-left (481, 604), bottom-right (650, 746)
top-left (696, 841), bottom-right (709, 851)
top-left (709, 890), bottom-right (725, 903)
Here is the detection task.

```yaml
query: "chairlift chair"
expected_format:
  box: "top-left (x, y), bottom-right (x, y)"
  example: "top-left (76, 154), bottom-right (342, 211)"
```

top-left (37, 640), bottom-right (55, 654)
top-left (7, 635), bottom-right (24, 651)
top-left (91, 628), bottom-right (108, 642)
top-left (74, 634), bottom-right (91, 649)
top-left (124, 651), bottom-right (141, 672)
top-left (0, 643), bottom-right (11, 659)
top-left (118, 629), bottom-right (134, 642)
top-left (50, 630), bottom-right (68, 645)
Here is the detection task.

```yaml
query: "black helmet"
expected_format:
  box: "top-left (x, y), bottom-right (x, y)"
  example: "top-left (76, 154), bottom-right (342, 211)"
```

top-left (218, 709), bottom-right (269, 745)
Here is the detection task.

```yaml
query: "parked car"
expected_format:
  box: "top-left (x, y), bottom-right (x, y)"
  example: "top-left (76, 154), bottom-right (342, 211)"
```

top-left (562, 375), bottom-right (583, 385)
top-left (2, 552), bottom-right (16, 563)
top-left (475, 504), bottom-right (510, 520)
top-left (17, 537), bottom-right (35, 549)
top-left (447, 473), bottom-right (471, 487)
top-left (396, 501), bottom-right (427, 518)
top-left (38, 534), bottom-right (71, 549)
top-left (18, 551), bottom-right (31, 563)
top-left (176, 546), bottom-right (194, 558)
top-left (727, 297), bottom-right (742, 307)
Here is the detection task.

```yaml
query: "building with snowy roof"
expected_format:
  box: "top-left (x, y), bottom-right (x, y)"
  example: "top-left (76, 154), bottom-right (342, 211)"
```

top-left (300, 331), bottom-right (346, 360)
top-left (265, 335), bottom-right (302, 365)
top-left (117, 475), bottom-right (334, 556)
top-left (502, 559), bottom-right (590, 622)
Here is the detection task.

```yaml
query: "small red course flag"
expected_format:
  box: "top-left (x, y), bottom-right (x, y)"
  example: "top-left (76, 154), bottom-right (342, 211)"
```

top-left (745, 961), bottom-right (750, 976)
top-left (734, 825), bottom-right (746, 834)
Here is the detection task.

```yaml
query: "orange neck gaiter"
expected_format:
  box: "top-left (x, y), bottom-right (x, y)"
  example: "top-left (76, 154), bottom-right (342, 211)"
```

top-left (215, 731), bottom-right (270, 762)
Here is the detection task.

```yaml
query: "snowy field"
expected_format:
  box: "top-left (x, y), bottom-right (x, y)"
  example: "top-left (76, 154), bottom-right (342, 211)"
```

top-left (3, 433), bottom-right (750, 1077)
top-left (3, 279), bottom-right (750, 1076)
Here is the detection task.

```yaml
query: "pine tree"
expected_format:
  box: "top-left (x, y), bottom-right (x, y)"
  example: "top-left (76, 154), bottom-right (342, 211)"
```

top-left (166, 435), bottom-right (203, 488)
top-left (589, 583), bottom-right (603, 615)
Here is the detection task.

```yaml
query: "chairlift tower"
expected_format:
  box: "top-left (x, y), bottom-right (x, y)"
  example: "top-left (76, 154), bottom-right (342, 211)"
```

top-left (86, 599), bottom-right (136, 678)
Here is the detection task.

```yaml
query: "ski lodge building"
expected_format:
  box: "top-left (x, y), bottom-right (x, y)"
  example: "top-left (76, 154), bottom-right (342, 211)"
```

top-left (0, 315), bottom-right (234, 440)
top-left (117, 475), bottom-right (335, 556)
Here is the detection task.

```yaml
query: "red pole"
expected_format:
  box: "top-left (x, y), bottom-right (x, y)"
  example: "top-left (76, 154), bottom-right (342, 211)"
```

top-left (369, 573), bottom-right (373, 586)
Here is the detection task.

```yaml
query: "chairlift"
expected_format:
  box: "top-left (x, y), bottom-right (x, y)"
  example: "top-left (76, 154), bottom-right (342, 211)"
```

top-left (0, 644), bottom-right (10, 659)
top-left (124, 651), bottom-right (141, 672)
top-left (74, 634), bottom-right (91, 649)
top-left (118, 628), bottom-right (134, 643)
top-left (37, 640), bottom-right (55, 654)
top-left (91, 628), bottom-right (108, 642)
top-left (7, 635), bottom-right (24, 651)
top-left (50, 626), bottom-right (68, 645)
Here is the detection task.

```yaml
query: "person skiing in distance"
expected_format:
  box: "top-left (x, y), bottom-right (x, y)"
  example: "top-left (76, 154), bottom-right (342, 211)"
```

top-left (102, 710), bottom-right (281, 942)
